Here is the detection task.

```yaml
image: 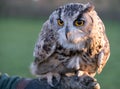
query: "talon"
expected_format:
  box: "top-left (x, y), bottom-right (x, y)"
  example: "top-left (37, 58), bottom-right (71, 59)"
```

top-left (47, 80), bottom-right (54, 87)
top-left (54, 73), bottom-right (61, 83)
top-left (46, 72), bottom-right (54, 87)
top-left (92, 82), bottom-right (100, 89)
top-left (77, 70), bottom-right (84, 76)
top-left (36, 73), bottom-right (60, 87)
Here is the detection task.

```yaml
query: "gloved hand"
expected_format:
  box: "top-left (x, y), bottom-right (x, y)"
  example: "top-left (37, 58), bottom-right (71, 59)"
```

top-left (0, 74), bottom-right (100, 89)
top-left (17, 75), bottom-right (100, 89)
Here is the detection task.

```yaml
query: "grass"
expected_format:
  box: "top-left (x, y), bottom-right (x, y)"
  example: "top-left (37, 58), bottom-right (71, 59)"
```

top-left (0, 17), bottom-right (46, 77)
top-left (0, 17), bottom-right (120, 89)
top-left (96, 20), bottom-right (120, 89)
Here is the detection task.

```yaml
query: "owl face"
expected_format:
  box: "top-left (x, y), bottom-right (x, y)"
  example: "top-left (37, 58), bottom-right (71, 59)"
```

top-left (49, 3), bottom-right (94, 49)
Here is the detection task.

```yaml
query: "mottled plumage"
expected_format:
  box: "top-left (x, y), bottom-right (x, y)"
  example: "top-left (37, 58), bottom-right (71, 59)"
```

top-left (30, 3), bottom-right (110, 86)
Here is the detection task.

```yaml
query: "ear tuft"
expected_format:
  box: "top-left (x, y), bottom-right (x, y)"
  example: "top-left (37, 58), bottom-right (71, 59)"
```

top-left (84, 2), bottom-right (95, 12)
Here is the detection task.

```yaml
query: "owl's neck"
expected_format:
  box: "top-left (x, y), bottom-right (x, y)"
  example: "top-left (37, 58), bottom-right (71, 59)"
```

top-left (57, 41), bottom-right (86, 52)
top-left (57, 40), bottom-right (86, 51)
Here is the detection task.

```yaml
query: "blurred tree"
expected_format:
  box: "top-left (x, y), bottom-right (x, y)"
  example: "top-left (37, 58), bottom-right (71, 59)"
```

top-left (0, 0), bottom-right (5, 14)
top-left (0, 0), bottom-right (119, 19)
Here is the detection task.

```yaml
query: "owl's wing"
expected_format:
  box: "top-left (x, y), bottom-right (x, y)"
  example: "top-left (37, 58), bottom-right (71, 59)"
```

top-left (97, 36), bottom-right (110, 74)
top-left (88, 10), bottom-right (110, 74)
top-left (33, 20), bottom-right (57, 63)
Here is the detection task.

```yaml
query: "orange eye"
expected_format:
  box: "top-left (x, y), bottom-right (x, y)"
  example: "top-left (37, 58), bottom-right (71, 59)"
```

top-left (57, 19), bottom-right (64, 26)
top-left (74, 20), bottom-right (84, 27)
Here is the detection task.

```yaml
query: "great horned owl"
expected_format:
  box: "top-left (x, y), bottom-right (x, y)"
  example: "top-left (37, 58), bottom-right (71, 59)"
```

top-left (30, 3), bottom-right (110, 86)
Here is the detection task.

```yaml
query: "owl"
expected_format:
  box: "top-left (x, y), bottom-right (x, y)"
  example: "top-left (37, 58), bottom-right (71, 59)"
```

top-left (30, 3), bottom-right (110, 86)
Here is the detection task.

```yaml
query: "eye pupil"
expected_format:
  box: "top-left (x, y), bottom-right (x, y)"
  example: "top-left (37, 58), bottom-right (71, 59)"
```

top-left (57, 19), bottom-right (64, 26)
top-left (77, 21), bottom-right (83, 25)
top-left (74, 20), bottom-right (84, 26)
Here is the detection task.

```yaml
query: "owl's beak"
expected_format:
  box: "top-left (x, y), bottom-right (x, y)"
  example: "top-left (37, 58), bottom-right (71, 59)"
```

top-left (65, 27), bottom-right (85, 44)
top-left (65, 26), bottom-right (70, 39)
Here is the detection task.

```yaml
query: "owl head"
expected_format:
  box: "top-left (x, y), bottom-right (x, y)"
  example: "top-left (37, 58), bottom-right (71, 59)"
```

top-left (48, 3), bottom-right (99, 50)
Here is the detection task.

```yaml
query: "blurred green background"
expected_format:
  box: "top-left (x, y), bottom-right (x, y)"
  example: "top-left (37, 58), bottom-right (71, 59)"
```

top-left (0, 0), bottom-right (120, 89)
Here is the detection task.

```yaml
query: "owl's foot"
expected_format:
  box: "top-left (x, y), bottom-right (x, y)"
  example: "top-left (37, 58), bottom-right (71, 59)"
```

top-left (38, 72), bottom-right (61, 87)
top-left (77, 70), bottom-right (96, 77)
top-left (53, 73), bottom-right (61, 83)
top-left (77, 70), bottom-right (84, 76)
top-left (47, 72), bottom-right (61, 87)
top-left (79, 75), bottom-right (100, 89)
